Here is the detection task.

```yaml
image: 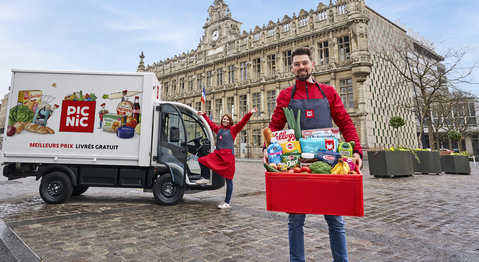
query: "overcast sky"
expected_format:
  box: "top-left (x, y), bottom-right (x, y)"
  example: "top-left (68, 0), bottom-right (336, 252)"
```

top-left (1, 0), bottom-right (477, 101)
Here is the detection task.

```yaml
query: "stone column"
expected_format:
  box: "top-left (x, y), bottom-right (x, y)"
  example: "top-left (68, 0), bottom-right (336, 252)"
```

top-left (465, 135), bottom-right (473, 155)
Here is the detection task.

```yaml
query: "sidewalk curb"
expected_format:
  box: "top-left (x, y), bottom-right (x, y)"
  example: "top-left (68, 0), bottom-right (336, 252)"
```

top-left (0, 219), bottom-right (41, 262)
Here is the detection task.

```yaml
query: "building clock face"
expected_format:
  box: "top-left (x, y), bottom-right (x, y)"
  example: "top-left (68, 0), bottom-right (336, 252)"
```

top-left (212, 30), bottom-right (219, 41)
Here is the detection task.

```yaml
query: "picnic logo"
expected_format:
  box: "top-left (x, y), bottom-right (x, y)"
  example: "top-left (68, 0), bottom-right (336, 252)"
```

top-left (305, 109), bottom-right (315, 118)
top-left (59, 101), bottom-right (96, 133)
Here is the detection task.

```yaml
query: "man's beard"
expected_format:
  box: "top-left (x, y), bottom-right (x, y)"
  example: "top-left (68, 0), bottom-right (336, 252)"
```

top-left (295, 70), bottom-right (311, 81)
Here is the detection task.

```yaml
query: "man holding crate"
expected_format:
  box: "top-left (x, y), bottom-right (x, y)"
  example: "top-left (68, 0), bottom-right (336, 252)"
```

top-left (263, 46), bottom-right (363, 262)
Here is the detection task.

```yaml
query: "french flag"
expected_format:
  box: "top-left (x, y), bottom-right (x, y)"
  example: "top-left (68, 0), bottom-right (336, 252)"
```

top-left (201, 86), bottom-right (206, 105)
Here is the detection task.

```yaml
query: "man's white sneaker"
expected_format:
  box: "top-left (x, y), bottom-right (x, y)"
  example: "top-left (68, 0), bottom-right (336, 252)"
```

top-left (218, 202), bottom-right (231, 209)
top-left (195, 178), bottom-right (209, 184)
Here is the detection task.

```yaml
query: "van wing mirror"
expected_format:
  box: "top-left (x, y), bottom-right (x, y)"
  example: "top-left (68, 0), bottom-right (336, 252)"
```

top-left (170, 125), bottom-right (180, 142)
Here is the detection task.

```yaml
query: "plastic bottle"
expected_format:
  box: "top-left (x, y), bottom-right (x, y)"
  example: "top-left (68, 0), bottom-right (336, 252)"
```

top-left (267, 137), bottom-right (283, 165)
top-left (338, 141), bottom-right (353, 157)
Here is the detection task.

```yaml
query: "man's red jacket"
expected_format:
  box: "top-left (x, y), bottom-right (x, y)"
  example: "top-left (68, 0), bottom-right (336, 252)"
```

top-left (268, 79), bottom-right (363, 158)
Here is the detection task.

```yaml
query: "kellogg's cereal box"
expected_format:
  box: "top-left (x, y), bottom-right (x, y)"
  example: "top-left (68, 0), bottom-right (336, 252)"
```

top-left (272, 129), bottom-right (296, 144)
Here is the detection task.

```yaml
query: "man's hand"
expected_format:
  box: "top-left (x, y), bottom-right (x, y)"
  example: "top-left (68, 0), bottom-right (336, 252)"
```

top-left (353, 153), bottom-right (362, 171)
top-left (197, 111), bottom-right (204, 116)
top-left (263, 149), bottom-right (268, 163)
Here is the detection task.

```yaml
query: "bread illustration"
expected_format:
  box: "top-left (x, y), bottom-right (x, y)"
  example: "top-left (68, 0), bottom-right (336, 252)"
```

top-left (14, 122), bottom-right (24, 134)
top-left (24, 122), bottom-right (55, 134)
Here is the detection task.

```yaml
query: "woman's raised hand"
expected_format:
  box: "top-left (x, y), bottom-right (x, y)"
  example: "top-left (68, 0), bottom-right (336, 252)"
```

top-left (250, 108), bottom-right (258, 114)
top-left (197, 111), bottom-right (204, 116)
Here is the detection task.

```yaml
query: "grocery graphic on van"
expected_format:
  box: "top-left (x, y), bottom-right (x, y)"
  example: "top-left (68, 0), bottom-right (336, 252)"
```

top-left (5, 73), bottom-right (145, 157)
top-left (8, 91), bottom-right (58, 136)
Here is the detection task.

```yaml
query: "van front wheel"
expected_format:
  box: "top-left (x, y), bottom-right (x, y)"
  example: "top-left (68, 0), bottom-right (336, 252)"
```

top-left (153, 174), bottom-right (184, 206)
top-left (39, 172), bottom-right (73, 204)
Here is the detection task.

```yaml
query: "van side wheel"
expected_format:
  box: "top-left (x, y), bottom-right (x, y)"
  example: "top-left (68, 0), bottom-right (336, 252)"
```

top-left (72, 186), bottom-right (89, 196)
top-left (39, 172), bottom-right (73, 204)
top-left (153, 174), bottom-right (184, 206)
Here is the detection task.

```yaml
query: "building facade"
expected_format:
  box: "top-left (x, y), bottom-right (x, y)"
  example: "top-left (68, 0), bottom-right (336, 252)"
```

top-left (138, 0), bottom-right (423, 158)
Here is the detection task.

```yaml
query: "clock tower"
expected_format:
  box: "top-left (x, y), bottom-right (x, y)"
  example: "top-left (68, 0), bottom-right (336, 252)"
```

top-left (200, 0), bottom-right (242, 49)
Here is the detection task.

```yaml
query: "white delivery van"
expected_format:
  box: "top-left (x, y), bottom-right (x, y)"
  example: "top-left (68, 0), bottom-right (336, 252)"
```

top-left (2, 69), bottom-right (224, 205)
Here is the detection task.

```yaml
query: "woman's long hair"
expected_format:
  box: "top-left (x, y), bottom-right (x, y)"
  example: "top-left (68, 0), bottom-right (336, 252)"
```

top-left (221, 113), bottom-right (234, 126)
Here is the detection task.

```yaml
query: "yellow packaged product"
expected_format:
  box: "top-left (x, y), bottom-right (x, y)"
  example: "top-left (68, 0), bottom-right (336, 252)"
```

top-left (18, 90), bottom-right (42, 111)
top-left (280, 141), bottom-right (301, 154)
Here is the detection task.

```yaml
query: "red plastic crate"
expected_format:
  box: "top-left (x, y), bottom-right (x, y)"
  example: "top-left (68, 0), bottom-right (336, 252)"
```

top-left (265, 170), bottom-right (364, 216)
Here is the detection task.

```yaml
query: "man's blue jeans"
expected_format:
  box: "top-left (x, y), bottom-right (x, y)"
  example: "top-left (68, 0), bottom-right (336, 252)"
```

top-left (288, 214), bottom-right (348, 262)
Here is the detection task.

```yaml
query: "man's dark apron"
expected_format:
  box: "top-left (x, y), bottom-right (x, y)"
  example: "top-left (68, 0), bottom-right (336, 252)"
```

top-left (198, 127), bottom-right (236, 179)
top-left (288, 82), bottom-right (333, 216)
top-left (289, 82), bottom-right (332, 129)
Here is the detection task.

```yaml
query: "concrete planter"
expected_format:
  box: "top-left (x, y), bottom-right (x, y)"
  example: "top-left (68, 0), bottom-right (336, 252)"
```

top-left (412, 151), bottom-right (442, 175)
top-left (440, 155), bottom-right (471, 174)
top-left (368, 151), bottom-right (414, 178)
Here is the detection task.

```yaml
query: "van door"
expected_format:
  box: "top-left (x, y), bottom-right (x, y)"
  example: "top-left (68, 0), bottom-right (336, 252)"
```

top-left (157, 103), bottom-right (188, 186)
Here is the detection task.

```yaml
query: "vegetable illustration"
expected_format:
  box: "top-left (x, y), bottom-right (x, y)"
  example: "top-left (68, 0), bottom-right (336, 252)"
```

top-left (7, 126), bottom-right (16, 136)
top-left (9, 105), bottom-right (35, 126)
top-left (102, 91), bottom-right (141, 100)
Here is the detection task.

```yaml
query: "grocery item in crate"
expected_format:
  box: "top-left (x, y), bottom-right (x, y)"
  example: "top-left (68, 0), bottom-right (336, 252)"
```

top-left (341, 156), bottom-right (356, 171)
top-left (338, 141), bottom-right (355, 157)
top-left (263, 127), bottom-right (274, 147)
top-left (277, 162), bottom-right (288, 172)
top-left (309, 161), bottom-right (331, 174)
top-left (272, 129), bottom-right (296, 144)
top-left (267, 137), bottom-right (283, 164)
top-left (281, 153), bottom-right (301, 168)
top-left (331, 160), bottom-right (352, 174)
top-left (280, 141), bottom-right (301, 154)
top-left (299, 137), bottom-right (338, 154)
top-left (302, 127), bottom-right (340, 140)
top-left (317, 150), bottom-right (341, 167)
top-left (300, 153), bottom-right (316, 168)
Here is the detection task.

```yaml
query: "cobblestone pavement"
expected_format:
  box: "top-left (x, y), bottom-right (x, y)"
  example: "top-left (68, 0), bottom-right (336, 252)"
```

top-left (1, 160), bottom-right (479, 262)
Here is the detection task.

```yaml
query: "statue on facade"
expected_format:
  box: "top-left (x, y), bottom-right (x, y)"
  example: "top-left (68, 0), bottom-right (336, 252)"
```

top-left (137, 51), bottom-right (146, 72)
top-left (208, 0), bottom-right (228, 23)
top-left (328, 8), bottom-right (335, 24)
